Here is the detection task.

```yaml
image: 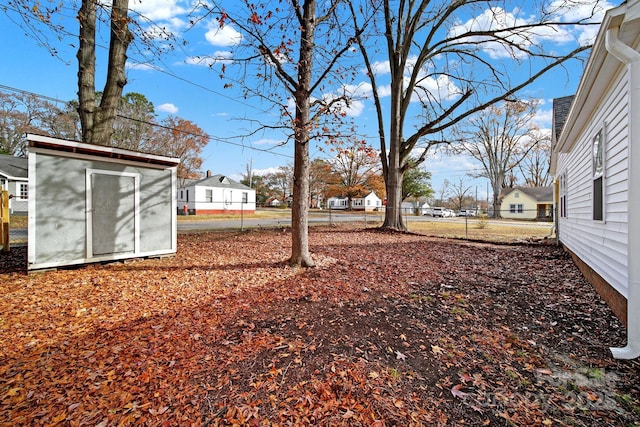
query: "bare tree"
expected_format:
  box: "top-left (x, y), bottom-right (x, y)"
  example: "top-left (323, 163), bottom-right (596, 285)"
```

top-left (0, 90), bottom-right (81, 155)
top-left (351, 0), bottom-right (599, 230)
top-left (519, 130), bottom-right (552, 187)
top-left (449, 178), bottom-right (473, 212)
top-left (0, 91), bottom-right (49, 156)
top-left (454, 100), bottom-right (540, 217)
top-left (308, 159), bottom-right (336, 208)
top-left (435, 179), bottom-right (450, 207)
top-left (328, 138), bottom-right (381, 207)
top-left (265, 167), bottom-right (294, 204)
top-left (147, 116), bottom-right (209, 186)
top-left (208, 1), bottom-right (368, 267)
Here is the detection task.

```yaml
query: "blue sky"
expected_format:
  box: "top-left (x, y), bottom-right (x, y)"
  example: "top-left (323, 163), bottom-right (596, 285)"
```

top-left (0, 0), bottom-right (616, 201)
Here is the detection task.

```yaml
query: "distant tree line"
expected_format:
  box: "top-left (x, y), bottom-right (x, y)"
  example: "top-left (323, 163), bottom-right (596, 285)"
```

top-left (0, 89), bottom-right (207, 183)
top-left (242, 149), bottom-right (433, 209)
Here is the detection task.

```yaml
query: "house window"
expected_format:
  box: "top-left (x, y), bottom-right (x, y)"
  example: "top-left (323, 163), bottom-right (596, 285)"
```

top-left (593, 130), bottom-right (604, 221)
top-left (242, 192), bottom-right (248, 203)
top-left (367, 199), bottom-right (371, 206)
top-left (180, 190), bottom-right (183, 200)
top-left (509, 204), bottom-right (523, 214)
top-left (353, 199), bottom-right (362, 206)
top-left (514, 192), bottom-right (519, 198)
top-left (0, 178), bottom-right (6, 190)
top-left (205, 189), bottom-right (213, 203)
top-left (186, 190), bottom-right (189, 202)
top-left (559, 173), bottom-right (568, 218)
top-left (18, 183), bottom-right (28, 200)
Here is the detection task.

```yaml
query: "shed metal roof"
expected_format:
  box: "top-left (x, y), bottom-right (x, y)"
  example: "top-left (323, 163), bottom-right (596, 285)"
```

top-left (27, 134), bottom-right (180, 167)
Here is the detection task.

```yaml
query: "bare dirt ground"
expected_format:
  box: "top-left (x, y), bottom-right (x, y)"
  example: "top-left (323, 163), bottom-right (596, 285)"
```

top-left (1, 226), bottom-right (639, 426)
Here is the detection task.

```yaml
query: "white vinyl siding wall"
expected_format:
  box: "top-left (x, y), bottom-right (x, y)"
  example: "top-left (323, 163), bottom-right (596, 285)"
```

top-left (556, 67), bottom-right (629, 298)
top-left (192, 186), bottom-right (255, 211)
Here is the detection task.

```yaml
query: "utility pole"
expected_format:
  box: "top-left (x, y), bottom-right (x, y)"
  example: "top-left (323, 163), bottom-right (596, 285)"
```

top-left (249, 158), bottom-right (253, 188)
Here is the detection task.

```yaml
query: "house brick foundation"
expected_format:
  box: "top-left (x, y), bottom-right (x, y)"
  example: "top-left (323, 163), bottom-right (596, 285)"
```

top-left (195, 209), bottom-right (255, 215)
top-left (563, 245), bottom-right (627, 326)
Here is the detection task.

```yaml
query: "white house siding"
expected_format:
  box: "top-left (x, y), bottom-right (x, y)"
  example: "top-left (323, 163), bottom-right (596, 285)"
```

top-left (197, 185), bottom-right (255, 214)
top-left (327, 197), bottom-right (349, 210)
top-left (556, 66), bottom-right (629, 298)
top-left (355, 193), bottom-right (382, 211)
top-left (178, 183), bottom-right (256, 214)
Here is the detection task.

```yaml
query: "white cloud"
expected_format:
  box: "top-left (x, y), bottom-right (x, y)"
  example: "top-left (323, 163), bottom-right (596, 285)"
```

top-left (157, 103), bottom-right (179, 114)
top-left (549, 0), bottom-right (613, 23)
top-left (413, 74), bottom-right (462, 103)
top-left (576, 24), bottom-right (600, 47)
top-left (205, 21), bottom-right (243, 47)
top-left (445, 3), bottom-right (614, 59)
top-left (449, 7), bottom-right (550, 59)
top-left (546, 0), bottom-right (615, 47)
top-left (334, 98), bottom-right (365, 117)
top-left (533, 107), bottom-right (552, 128)
top-left (130, 0), bottom-right (186, 23)
top-left (253, 166), bottom-right (284, 176)
top-left (369, 60), bottom-right (391, 76)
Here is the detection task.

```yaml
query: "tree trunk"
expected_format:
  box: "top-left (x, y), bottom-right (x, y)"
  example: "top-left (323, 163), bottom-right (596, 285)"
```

top-left (77, 0), bottom-right (96, 143)
top-left (77, 0), bottom-right (132, 145)
top-left (381, 65), bottom-right (407, 231)
top-left (383, 161), bottom-right (405, 230)
top-left (289, 0), bottom-right (315, 268)
top-left (492, 190), bottom-right (501, 218)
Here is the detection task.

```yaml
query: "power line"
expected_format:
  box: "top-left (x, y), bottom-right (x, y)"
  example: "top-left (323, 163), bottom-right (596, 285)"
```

top-left (0, 83), bottom-right (293, 159)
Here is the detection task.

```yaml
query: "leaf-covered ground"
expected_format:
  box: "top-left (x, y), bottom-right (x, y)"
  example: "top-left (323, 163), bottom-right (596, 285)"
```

top-left (1, 226), bottom-right (640, 426)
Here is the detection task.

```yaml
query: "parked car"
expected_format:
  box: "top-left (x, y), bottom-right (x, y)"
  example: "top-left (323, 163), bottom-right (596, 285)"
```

top-left (445, 209), bottom-right (456, 217)
top-left (459, 209), bottom-right (477, 217)
top-left (431, 207), bottom-right (445, 217)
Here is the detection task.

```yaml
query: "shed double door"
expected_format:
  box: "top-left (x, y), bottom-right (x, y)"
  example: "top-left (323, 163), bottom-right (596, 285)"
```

top-left (87, 171), bottom-right (139, 257)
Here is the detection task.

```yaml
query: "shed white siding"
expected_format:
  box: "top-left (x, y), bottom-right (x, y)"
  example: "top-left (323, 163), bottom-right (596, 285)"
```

top-left (556, 64), bottom-right (629, 298)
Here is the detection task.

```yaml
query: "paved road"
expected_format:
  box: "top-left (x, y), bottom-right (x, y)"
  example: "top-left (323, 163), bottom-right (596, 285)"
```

top-left (177, 211), bottom-right (554, 232)
top-left (8, 213), bottom-right (553, 242)
top-left (176, 211), bottom-right (381, 231)
top-left (8, 227), bottom-right (27, 244)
